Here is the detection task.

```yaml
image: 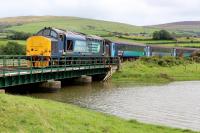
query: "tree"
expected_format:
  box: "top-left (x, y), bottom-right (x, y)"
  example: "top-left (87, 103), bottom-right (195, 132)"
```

top-left (7, 31), bottom-right (32, 40)
top-left (153, 30), bottom-right (175, 40)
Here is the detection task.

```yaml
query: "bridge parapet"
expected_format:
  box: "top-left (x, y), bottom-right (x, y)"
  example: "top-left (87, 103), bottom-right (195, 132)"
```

top-left (0, 55), bottom-right (119, 88)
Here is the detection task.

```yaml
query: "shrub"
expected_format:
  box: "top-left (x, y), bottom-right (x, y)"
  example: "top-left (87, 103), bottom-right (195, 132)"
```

top-left (7, 31), bottom-right (32, 40)
top-left (139, 56), bottom-right (186, 67)
top-left (191, 50), bottom-right (200, 63)
top-left (0, 42), bottom-right (25, 55)
top-left (152, 30), bottom-right (175, 40)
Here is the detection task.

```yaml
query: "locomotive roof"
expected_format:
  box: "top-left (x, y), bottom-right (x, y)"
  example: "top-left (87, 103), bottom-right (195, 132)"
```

top-left (149, 45), bottom-right (174, 49)
top-left (65, 31), bottom-right (86, 40)
top-left (150, 45), bottom-right (200, 51)
top-left (114, 41), bottom-right (146, 47)
top-left (38, 27), bottom-right (105, 41)
top-left (175, 47), bottom-right (200, 51)
top-left (50, 28), bottom-right (86, 40)
top-left (87, 35), bottom-right (104, 41)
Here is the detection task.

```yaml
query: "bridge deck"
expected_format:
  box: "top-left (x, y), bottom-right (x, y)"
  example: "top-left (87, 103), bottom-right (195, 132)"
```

top-left (0, 56), bottom-right (119, 88)
top-left (0, 65), bottom-right (111, 77)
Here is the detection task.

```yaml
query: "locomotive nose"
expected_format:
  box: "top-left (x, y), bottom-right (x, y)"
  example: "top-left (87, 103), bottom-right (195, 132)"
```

top-left (26, 36), bottom-right (51, 56)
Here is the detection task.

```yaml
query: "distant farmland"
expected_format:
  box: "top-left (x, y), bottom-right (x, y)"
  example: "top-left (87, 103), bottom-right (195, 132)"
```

top-left (0, 16), bottom-right (153, 35)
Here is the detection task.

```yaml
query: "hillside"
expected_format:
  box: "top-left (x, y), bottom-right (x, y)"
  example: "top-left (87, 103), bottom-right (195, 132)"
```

top-left (149, 21), bottom-right (200, 36)
top-left (0, 16), bottom-right (152, 35)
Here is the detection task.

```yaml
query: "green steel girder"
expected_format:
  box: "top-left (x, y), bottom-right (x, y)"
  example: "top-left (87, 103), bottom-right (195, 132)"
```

top-left (0, 67), bottom-right (109, 88)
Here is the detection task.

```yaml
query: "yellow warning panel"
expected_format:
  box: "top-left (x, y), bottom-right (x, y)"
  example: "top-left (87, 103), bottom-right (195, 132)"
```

top-left (26, 36), bottom-right (51, 56)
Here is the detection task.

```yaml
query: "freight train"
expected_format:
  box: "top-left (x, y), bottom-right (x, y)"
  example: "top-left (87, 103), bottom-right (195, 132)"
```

top-left (26, 27), bottom-right (200, 67)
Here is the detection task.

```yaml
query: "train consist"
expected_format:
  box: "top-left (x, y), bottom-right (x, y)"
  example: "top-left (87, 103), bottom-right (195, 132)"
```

top-left (26, 27), bottom-right (200, 67)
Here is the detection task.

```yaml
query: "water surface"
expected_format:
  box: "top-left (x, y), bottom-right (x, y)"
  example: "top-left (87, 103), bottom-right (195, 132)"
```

top-left (27, 81), bottom-right (200, 131)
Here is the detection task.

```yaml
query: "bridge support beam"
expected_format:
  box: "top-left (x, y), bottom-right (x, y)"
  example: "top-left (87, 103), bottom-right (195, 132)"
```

top-left (39, 80), bottom-right (61, 92)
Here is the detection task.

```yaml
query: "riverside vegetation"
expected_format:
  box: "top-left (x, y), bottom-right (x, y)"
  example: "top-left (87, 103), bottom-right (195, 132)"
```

top-left (0, 94), bottom-right (196, 133)
top-left (113, 56), bottom-right (200, 83)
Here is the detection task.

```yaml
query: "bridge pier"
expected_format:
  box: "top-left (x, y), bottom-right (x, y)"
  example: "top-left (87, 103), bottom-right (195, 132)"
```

top-left (76, 76), bottom-right (92, 83)
top-left (0, 89), bottom-right (5, 94)
top-left (39, 80), bottom-right (61, 92)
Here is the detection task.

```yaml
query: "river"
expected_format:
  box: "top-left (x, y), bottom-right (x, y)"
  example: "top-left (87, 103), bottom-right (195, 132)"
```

top-left (23, 81), bottom-right (200, 131)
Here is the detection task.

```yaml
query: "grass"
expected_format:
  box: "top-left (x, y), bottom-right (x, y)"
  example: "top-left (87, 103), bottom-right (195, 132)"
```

top-left (148, 21), bottom-right (200, 36)
top-left (1, 16), bottom-right (200, 37)
top-left (0, 39), bottom-right (26, 46)
top-left (3, 16), bottom-right (152, 35)
top-left (0, 94), bottom-right (196, 133)
top-left (112, 60), bottom-right (200, 83)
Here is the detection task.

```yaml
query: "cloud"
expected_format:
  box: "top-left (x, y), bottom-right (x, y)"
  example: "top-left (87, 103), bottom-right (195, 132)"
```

top-left (0, 0), bottom-right (200, 25)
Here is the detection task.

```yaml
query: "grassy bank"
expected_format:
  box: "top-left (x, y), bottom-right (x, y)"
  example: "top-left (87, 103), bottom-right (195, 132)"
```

top-left (113, 58), bottom-right (200, 83)
top-left (0, 94), bottom-right (196, 133)
top-left (2, 16), bottom-right (151, 35)
top-left (0, 39), bottom-right (26, 46)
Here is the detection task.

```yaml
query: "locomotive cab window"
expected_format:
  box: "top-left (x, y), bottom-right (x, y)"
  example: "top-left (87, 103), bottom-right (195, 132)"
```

top-left (66, 40), bottom-right (74, 51)
top-left (43, 29), bottom-right (51, 36)
top-left (50, 31), bottom-right (58, 38)
top-left (59, 34), bottom-right (64, 41)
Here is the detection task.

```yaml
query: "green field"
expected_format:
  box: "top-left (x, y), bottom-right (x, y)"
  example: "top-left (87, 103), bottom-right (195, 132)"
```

top-left (1, 16), bottom-right (154, 35)
top-left (147, 21), bottom-right (200, 36)
top-left (0, 39), bottom-right (26, 46)
top-left (0, 94), bottom-right (196, 133)
top-left (113, 60), bottom-right (200, 83)
top-left (1, 16), bottom-right (200, 36)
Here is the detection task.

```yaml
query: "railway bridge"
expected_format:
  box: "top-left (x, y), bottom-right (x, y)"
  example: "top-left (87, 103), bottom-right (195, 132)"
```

top-left (0, 56), bottom-right (119, 89)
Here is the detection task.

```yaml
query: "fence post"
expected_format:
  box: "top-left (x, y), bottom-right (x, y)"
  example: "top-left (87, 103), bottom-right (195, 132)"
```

top-left (3, 56), bottom-right (5, 77)
top-left (18, 56), bottom-right (21, 84)
top-left (30, 56), bottom-right (33, 83)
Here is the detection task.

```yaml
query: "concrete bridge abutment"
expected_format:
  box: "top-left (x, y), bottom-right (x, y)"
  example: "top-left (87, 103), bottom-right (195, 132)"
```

top-left (39, 80), bottom-right (61, 92)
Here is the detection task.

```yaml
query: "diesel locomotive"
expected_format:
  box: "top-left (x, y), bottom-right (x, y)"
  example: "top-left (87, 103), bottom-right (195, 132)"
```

top-left (26, 27), bottom-right (111, 67)
top-left (26, 27), bottom-right (200, 67)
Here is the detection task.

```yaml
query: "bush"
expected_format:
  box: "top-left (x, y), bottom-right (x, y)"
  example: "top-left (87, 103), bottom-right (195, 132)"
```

top-left (140, 56), bottom-right (186, 67)
top-left (0, 42), bottom-right (25, 55)
top-left (191, 50), bottom-right (200, 63)
top-left (152, 30), bottom-right (175, 40)
top-left (7, 31), bottom-right (32, 40)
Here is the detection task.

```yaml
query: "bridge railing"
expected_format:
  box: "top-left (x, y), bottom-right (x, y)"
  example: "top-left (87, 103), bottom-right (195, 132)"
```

top-left (0, 55), bottom-right (119, 77)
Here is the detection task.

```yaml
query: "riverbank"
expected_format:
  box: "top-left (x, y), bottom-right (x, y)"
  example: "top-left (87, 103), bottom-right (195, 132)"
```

top-left (0, 94), bottom-right (196, 133)
top-left (112, 57), bottom-right (200, 83)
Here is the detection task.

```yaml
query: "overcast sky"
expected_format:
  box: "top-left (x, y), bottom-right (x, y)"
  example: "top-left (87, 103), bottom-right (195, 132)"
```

top-left (0, 0), bottom-right (200, 26)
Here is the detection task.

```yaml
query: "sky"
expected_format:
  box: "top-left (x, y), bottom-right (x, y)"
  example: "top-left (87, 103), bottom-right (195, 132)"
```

top-left (0, 0), bottom-right (200, 26)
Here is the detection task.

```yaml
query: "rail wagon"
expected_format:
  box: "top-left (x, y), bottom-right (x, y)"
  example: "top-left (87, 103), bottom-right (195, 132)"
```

top-left (175, 47), bottom-right (199, 58)
top-left (149, 46), bottom-right (175, 57)
top-left (112, 42), bottom-right (146, 60)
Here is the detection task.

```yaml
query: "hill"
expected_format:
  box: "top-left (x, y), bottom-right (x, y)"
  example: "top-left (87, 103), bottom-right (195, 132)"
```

top-left (0, 16), bottom-right (200, 39)
top-left (0, 16), bottom-right (152, 36)
top-left (149, 21), bottom-right (200, 36)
